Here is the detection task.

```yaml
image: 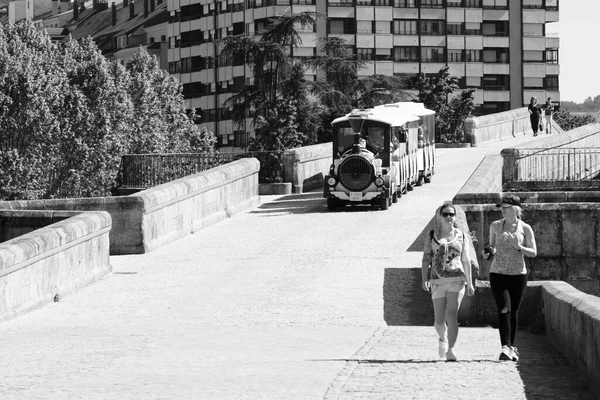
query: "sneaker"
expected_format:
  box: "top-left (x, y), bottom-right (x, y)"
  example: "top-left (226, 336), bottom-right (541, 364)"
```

top-left (533, 133), bottom-right (538, 137)
top-left (511, 346), bottom-right (520, 362)
top-left (438, 339), bottom-right (448, 359)
top-left (499, 345), bottom-right (512, 361)
top-left (446, 348), bottom-right (457, 362)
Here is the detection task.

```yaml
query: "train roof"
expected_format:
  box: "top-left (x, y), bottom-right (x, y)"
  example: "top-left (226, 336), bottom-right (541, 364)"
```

top-left (375, 102), bottom-right (436, 117)
top-left (332, 106), bottom-right (419, 127)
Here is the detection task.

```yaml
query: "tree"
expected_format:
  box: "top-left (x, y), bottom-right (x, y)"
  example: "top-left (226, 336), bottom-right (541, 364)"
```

top-left (416, 66), bottom-right (475, 143)
top-left (303, 37), bottom-right (412, 142)
top-left (553, 109), bottom-right (597, 131)
top-left (0, 22), bottom-right (215, 200)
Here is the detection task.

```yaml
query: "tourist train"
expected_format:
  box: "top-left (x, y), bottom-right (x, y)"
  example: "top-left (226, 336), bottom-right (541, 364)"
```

top-left (323, 102), bottom-right (436, 210)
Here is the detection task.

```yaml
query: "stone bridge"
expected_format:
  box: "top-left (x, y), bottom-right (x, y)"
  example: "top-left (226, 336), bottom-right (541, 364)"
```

top-left (0, 109), bottom-right (599, 399)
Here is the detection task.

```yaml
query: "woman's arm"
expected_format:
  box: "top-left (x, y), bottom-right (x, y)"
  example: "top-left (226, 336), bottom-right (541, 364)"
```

top-left (483, 221), bottom-right (498, 259)
top-left (518, 224), bottom-right (537, 257)
top-left (421, 236), bottom-right (433, 292)
top-left (461, 233), bottom-right (475, 295)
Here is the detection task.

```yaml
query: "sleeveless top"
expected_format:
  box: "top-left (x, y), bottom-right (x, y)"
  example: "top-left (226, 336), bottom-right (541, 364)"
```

top-left (490, 219), bottom-right (527, 275)
top-left (426, 228), bottom-right (469, 284)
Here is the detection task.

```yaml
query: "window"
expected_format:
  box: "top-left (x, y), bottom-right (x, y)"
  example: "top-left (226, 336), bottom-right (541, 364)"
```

top-left (524, 77), bottom-right (543, 89)
top-left (447, 50), bottom-right (463, 62)
top-left (447, 0), bottom-right (462, 6)
top-left (421, 47), bottom-right (445, 63)
top-left (420, 0), bottom-right (442, 7)
top-left (464, 0), bottom-right (480, 6)
top-left (483, 75), bottom-right (509, 90)
top-left (393, 20), bottom-right (417, 35)
top-left (482, 21), bottom-right (509, 36)
top-left (465, 76), bottom-right (481, 87)
top-left (357, 48), bottom-right (373, 61)
top-left (544, 75), bottom-right (559, 91)
top-left (328, 18), bottom-right (355, 34)
top-left (465, 22), bottom-right (481, 35)
top-left (393, 0), bottom-right (415, 6)
top-left (446, 23), bottom-right (463, 35)
top-left (545, 49), bottom-right (558, 64)
top-left (483, 48), bottom-right (509, 63)
top-left (420, 20), bottom-right (445, 36)
top-left (356, 20), bottom-right (373, 34)
top-left (393, 46), bottom-right (419, 62)
top-left (482, 0), bottom-right (507, 9)
top-left (523, 50), bottom-right (543, 62)
top-left (234, 131), bottom-right (248, 148)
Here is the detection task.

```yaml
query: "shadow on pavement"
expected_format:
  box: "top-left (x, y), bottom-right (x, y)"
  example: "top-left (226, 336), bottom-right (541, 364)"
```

top-left (383, 268), bottom-right (433, 326)
top-left (513, 332), bottom-right (596, 399)
top-left (406, 216), bottom-right (436, 252)
top-left (252, 192), bottom-right (385, 215)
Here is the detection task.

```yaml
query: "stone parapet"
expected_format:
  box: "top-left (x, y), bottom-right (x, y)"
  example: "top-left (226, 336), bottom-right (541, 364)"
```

top-left (282, 143), bottom-right (331, 194)
top-left (0, 158), bottom-right (260, 254)
top-left (457, 203), bottom-right (600, 294)
top-left (464, 107), bottom-right (532, 146)
top-left (0, 211), bottom-right (112, 322)
top-left (542, 281), bottom-right (600, 398)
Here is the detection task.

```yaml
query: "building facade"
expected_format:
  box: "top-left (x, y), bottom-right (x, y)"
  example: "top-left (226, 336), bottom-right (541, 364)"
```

top-left (167, 0), bottom-right (559, 151)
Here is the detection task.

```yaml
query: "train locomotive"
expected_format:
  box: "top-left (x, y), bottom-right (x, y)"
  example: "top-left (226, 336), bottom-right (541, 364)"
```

top-left (323, 102), bottom-right (435, 211)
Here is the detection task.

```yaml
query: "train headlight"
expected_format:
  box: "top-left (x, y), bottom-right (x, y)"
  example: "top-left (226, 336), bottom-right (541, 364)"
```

top-left (375, 176), bottom-right (384, 187)
top-left (327, 176), bottom-right (337, 186)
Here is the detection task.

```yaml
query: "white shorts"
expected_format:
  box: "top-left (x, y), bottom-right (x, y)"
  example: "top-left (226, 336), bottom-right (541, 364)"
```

top-left (431, 281), bottom-right (466, 299)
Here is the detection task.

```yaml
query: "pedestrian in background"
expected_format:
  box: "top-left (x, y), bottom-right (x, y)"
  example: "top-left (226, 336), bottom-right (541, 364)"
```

top-left (421, 203), bottom-right (475, 362)
top-left (482, 195), bottom-right (537, 362)
top-left (543, 97), bottom-right (554, 134)
top-left (527, 96), bottom-right (542, 137)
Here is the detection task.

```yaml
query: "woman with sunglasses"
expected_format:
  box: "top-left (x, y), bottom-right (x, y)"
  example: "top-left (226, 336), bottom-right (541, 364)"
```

top-left (483, 195), bottom-right (537, 362)
top-left (421, 203), bottom-right (475, 361)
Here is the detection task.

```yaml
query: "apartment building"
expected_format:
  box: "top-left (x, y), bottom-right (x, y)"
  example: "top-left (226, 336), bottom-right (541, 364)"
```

top-left (167, 0), bottom-right (559, 151)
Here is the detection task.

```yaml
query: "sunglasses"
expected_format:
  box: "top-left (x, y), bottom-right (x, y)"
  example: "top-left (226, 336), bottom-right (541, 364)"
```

top-left (441, 212), bottom-right (455, 217)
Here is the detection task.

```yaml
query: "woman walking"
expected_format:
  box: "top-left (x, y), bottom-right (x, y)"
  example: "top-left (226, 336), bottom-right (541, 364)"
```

top-left (483, 195), bottom-right (537, 361)
top-left (528, 96), bottom-right (542, 137)
top-left (421, 203), bottom-right (475, 362)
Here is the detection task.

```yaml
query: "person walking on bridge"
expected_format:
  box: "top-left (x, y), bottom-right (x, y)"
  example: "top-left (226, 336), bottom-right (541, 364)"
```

top-left (421, 203), bottom-right (475, 362)
top-left (528, 96), bottom-right (542, 137)
top-left (543, 97), bottom-right (554, 134)
top-left (483, 195), bottom-right (537, 362)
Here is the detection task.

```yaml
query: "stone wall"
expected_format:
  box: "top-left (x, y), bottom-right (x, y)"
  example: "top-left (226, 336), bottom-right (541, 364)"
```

top-left (0, 158), bottom-right (260, 255)
top-left (464, 107), bottom-right (565, 147)
top-left (542, 281), bottom-right (600, 397)
top-left (0, 211), bottom-right (112, 322)
top-left (458, 203), bottom-right (600, 296)
top-left (282, 143), bottom-right (331, 193)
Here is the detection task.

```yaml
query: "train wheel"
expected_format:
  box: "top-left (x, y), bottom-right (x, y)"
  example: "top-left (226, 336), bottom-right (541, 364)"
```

top-left (424, 175), bottom-right (432, 184)
top-left (392, 191), bottom-right (398, 203)
top-left (407, 183), bottom-right (414, 191)
top-left (380, 197), bottom-right (389, 210)
top-left (416, 175), bottom-right (424, 186)
top-left (327, 197), bottom-right (337, 211)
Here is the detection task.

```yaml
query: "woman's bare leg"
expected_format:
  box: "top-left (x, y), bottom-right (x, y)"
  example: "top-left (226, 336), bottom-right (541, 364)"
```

top-left (445, 291), bottom-right (464, 348)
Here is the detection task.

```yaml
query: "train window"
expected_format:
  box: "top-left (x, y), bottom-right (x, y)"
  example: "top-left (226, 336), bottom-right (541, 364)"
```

top-left (337, 126), bottom-right (354, 153)
top-left (367, 127), bottom-right (385, 151)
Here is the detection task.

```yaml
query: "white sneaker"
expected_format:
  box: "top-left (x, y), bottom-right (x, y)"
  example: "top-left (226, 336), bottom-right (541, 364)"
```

top-left (499, 345), bottom-right (512, 361)
top-left (511, 346), bottom-right (520, 362)
top-left (446, 348), bottom-right (457, 362)
top-left (438, 339), bottom-right (448, 359)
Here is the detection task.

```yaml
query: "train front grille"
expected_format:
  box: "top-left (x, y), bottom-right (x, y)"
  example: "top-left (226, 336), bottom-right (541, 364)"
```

top-left (338, 156), bottom-right (374, 192)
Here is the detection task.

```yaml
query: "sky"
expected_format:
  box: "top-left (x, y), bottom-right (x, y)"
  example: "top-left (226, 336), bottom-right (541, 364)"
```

top-left (547, 1), bottom-right (600, 103)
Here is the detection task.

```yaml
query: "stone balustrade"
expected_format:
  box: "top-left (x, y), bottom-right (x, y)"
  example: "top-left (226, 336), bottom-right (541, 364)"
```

top-left (0, 158), bottom-right (260, 255)
top-left (282, 143), bottom-right (331, 194)
top-left (464, 107), bottom-right (565, 146)
top-left (0, 211), bottom-right (111, 321)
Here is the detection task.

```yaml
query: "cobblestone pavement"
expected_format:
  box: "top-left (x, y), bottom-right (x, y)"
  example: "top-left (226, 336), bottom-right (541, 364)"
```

top-left (0, 133), bottom-right (594, 399)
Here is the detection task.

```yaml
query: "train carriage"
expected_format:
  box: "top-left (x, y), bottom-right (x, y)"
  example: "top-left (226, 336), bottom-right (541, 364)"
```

top-left (324, 102), bottom-right (436, 211)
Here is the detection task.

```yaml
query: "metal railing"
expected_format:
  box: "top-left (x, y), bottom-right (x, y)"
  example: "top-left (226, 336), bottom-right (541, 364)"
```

top-left (505, 148), bottom-right (600, 190)
top-left (119, 152), bottom-right (283, 189)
